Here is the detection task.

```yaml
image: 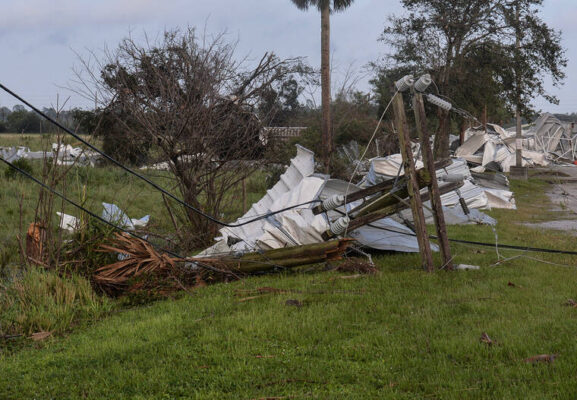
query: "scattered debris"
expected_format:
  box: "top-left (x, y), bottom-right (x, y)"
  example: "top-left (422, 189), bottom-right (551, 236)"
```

top-left (523, 354), bottom-right (557, 363)
top-left (455, 264), bottom-right (480, 271)
top-left (479, 332), bottom-right (495, 346)
top-left (0, 143), bottom-right (102, 166)
top-left (97, 234), bottom-right (354, 294)
top-left (563, 299), bottom-right (577, 307)
top-left (29, 331), bottom-right (52, 341)
top-left (56, 203), bottom-right (149, 233)
top-left (285, 299), bottom-right (303, 307)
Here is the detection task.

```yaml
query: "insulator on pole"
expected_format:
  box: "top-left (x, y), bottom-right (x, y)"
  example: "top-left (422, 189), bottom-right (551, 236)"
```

top-left (329, 216), bottom-right (350, 236)
top-left (395, 75), bottom-right (414, 92)
top-left (414, 74), bottom-right (432, 92)
top-left (426, 94), bottom-right (452, 111)
top-left (321, 194), bottom-right (345, 212)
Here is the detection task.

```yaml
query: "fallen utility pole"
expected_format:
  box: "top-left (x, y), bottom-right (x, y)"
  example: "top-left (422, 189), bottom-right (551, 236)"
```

top-left (312, 158), bottom-right (452, 216)
top-left (412, 90), bottom-right (454, 270)
top-left (322, 181), bottom-right (464, 240)
top-left (195, 239), bottom-right (354, 273)
top-left (392, 91), bottom-right (434, 271)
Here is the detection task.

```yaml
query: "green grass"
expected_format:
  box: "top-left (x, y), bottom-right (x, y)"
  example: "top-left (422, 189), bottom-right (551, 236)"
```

top-left (2, 176), bottom-right (577, 398)
top-left (0, 133), bottom-right (95, 150)
top-left (0, 269), bottom-right (111, 336)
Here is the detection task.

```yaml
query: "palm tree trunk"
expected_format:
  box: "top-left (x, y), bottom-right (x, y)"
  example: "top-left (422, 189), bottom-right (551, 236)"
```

top-left (321, 2), bottom-right (331, 173)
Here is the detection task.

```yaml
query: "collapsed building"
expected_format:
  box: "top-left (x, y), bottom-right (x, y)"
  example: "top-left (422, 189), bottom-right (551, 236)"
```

top-left (455, 113), bottom-right (576, 173)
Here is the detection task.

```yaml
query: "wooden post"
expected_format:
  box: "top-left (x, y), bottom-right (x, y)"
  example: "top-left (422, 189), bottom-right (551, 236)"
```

top-left (412, 91), bottom-right (454, 270)
top-left (391, 92), bottom-right (434, 271)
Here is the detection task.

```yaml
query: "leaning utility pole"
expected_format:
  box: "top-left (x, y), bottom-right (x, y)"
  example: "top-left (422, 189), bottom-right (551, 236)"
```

top-left (411, 78), bottom-right (453, 270)
top-left (391, 86), bottom-right (434, 272)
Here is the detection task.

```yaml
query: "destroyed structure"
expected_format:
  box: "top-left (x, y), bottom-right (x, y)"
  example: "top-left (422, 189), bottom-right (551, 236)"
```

top-left (197, 112), bottom-right (576, 260)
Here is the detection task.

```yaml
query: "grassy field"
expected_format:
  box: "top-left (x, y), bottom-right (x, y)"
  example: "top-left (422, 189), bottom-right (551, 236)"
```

top-left (0, 133), bottom-right (95, 150)
top-left (2, 131), bottom-right (577, 398)
top-left (0, 133), bottom-right (268, 268)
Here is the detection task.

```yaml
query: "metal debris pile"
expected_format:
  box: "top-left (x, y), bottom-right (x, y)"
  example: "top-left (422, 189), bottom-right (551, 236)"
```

top-left (0, 143), bottom-right (101, 166)
top-left (455, 113), bottom-right (576, 173)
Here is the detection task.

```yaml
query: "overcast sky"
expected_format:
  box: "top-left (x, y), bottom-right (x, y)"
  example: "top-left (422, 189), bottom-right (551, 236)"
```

top-left (0, 0), bottom-right (576, 114)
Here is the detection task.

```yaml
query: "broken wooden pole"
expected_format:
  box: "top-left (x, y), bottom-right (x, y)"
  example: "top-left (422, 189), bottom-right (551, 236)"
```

top-left (412, 91), bottom-right (454, 270)
top-left (311, 158), bottom-right (452, 215)
top-left (349, 167), bottom-right (431, 217)
top-left (321, 181), bottom-right (464, 240)
top-left (391, 91), bottom-right (434, 271)
top-left (195, 239), bottom-right (354, 274)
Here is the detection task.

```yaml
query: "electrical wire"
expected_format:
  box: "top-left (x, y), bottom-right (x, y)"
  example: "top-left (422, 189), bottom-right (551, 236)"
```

top-left (0, 156), bottom-right (234, 274)
top-left (331, 208), bottom-right (577, 257)
top-left (0, 83), bottom-right (320, 228)
top-left (342, 89), bottom-right (400, 236)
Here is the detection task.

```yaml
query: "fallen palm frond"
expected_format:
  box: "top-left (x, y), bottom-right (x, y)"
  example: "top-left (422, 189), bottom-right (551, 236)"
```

top-left (95, 233), bottom-right (182, 291)
top-left (97, 234), bottom-right (355, 295)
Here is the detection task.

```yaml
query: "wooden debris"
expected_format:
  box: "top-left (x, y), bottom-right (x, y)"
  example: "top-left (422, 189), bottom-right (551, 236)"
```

top-left (524, 354), bottom-right (557, 363)
top-left (237, 295), bottom-right (265, 303)
top-left (97, 235), bottom-right (353, 294)
top-left (196, 239), bottom-right (354, 273)
top-left (479, 332), bottom-right (494, 346)
top-left (392, 91), bottom-right (433, 271)
top-left (26, 222), bottom-right (47, 265)
top-left (29, 331), bottom-right (52, 341)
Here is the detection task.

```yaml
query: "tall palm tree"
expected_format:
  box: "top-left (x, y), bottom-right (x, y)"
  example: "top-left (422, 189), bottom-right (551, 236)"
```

top-left (291, 0), bottom-right (354, 173)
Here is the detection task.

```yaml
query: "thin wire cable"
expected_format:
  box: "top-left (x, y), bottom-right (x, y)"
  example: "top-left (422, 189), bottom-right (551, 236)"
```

top-left (0, 156), bottom-right (230, 274)
top-left (342, 90), bottom-right (399, 235)
top-left (331, 208), bottom-right (577, 257)
top-left (0, 83), bottom-right (320, 228)
top-left (1, 157), bottom-right (309, 274)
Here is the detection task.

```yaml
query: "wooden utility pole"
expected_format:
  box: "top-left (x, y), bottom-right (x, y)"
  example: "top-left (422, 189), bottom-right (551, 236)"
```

top-left (391, 92), bottom-right (434, 272)
top-left (412, 91), bottom-right (454, 270)
top-left (321, 2), bottom-right (332, 173)
top-left (515, 2), bottom-right (523, 168)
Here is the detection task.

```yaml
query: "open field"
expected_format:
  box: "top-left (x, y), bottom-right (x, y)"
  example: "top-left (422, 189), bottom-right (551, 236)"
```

top-left (0, 133), bottom-right (96, 150)
top-left (2, 158), bottom-right (577, 398)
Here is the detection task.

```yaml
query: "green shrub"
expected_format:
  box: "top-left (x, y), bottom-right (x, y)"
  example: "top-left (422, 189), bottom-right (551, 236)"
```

top-left (0, 269), bottom-right (111, 336)
top-left (3, 158), bottom-right (33, 180)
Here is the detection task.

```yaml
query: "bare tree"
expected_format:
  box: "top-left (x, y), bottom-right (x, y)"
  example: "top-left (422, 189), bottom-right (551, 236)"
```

top-left (73, 28), bottom-right (309, 249)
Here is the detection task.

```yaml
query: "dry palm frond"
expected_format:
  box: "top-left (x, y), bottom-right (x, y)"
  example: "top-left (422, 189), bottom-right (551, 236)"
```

top-left (96, 233), bottom-right (182, 289)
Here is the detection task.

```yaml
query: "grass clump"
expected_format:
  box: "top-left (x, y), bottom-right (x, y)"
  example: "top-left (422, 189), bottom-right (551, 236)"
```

top-left (0, 268), bottom-right (111, 336)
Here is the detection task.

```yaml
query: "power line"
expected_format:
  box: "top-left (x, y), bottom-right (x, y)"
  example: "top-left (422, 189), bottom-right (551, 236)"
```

top-left (0, 155), bottom-right (231, 274)
top-left (0, 83), bottom-right (320, 228)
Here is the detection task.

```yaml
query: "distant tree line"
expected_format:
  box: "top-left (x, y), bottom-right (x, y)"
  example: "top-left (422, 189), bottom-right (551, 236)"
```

top-left (0, 105), bottom-right (80, 134)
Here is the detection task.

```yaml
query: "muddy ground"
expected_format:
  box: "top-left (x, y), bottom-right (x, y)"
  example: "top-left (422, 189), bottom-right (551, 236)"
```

top-left (524, 166), bottom-right (577, 235)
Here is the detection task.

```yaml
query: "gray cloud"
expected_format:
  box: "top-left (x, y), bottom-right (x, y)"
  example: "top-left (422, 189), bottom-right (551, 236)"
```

top-left (0, 0), bottom-right (575, 114)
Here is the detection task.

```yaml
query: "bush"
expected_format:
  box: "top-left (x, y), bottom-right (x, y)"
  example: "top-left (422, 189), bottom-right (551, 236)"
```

top-left (0, 269), bottom-right (111, 336)
top-left (3, 158), bottom-right (33, 180)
